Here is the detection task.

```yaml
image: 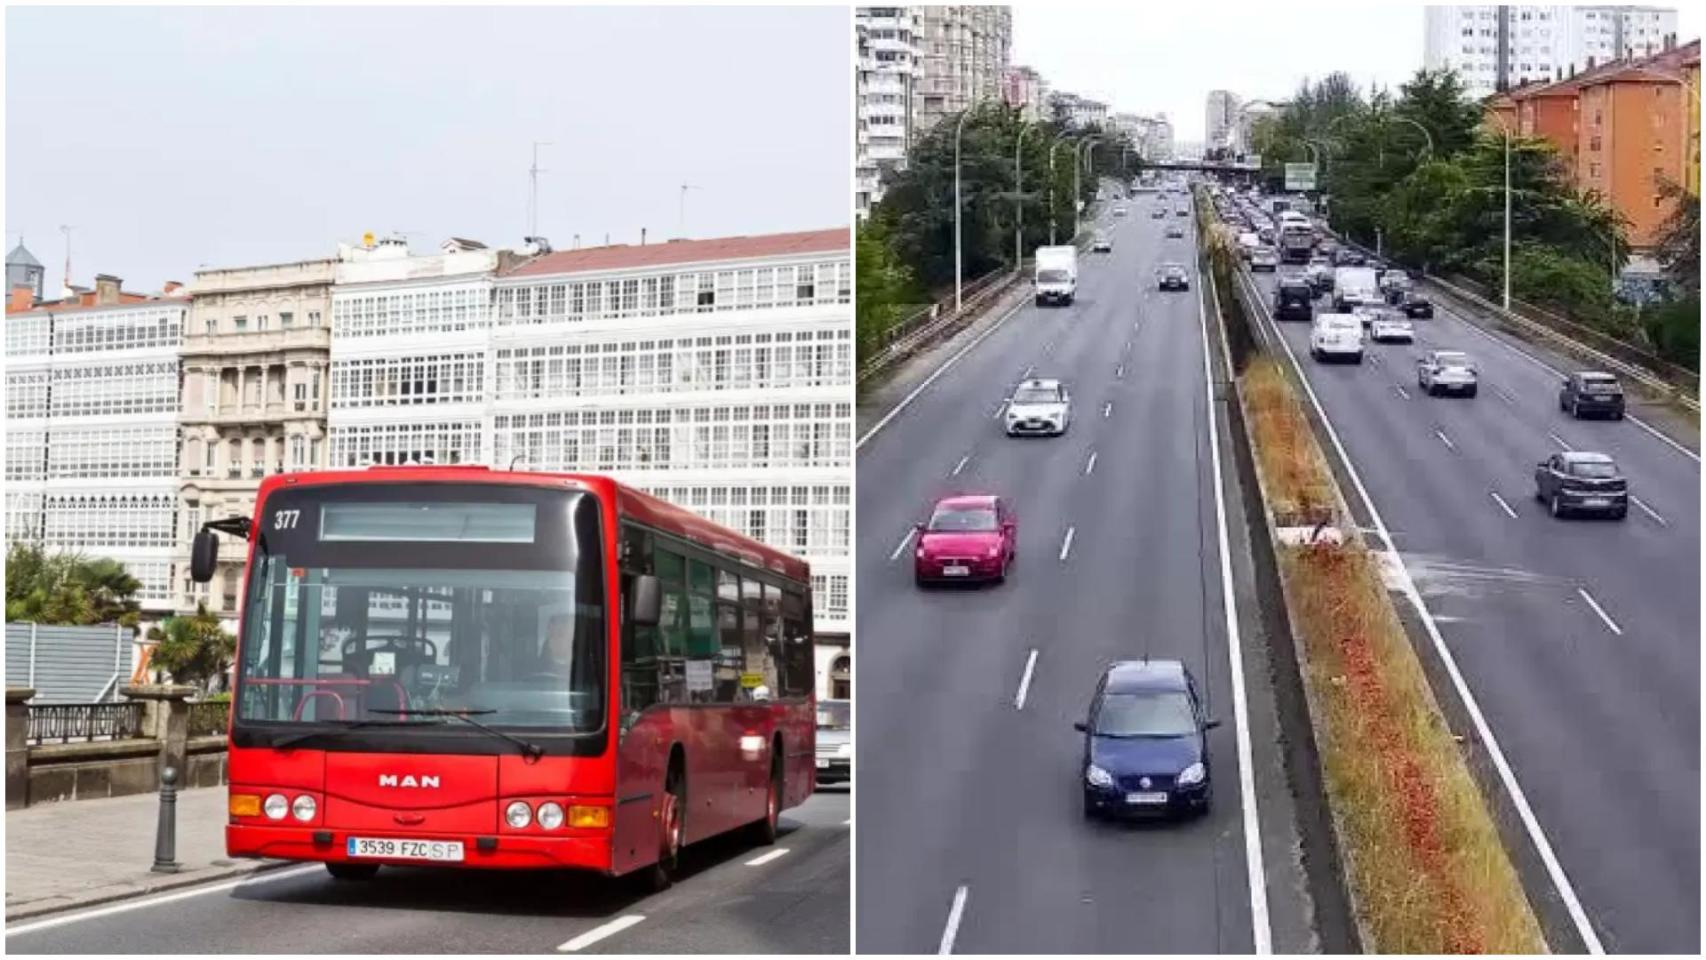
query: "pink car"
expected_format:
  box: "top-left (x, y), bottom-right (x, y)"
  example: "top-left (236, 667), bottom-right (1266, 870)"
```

top-left (914, 495), bottom-right (1016, 586)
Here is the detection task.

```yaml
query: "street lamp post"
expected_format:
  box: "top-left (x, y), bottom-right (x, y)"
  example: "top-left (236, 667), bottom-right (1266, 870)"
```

top-left (954, 109), bottom-right (974, 313)
top-left (1015, 121), bottom-right (1036, 269)
top-left (1391, 115), bottom-right (1435, 161)
top-left (1075, 137), bottom-right (1100, 241)
top-left (1486, 114), bottom-right (1514, 311)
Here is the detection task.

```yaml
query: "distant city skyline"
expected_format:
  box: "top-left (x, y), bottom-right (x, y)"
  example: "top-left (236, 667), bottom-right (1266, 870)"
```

top-left (5, 5), bottom-right (848, 293)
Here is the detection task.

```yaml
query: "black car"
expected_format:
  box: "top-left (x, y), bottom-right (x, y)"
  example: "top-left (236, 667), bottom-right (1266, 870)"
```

top-left (1535, 451), bottom-right (1628, 519)
top-left (1076, 660), bottom-right (1218, 819)
top-left (1157, 264), bottom-right (1190, 291)
top-left (1332, 247), bottom-right (1365, 267)
top-left (1560, 371), bottom-right (1626, 420)
top-left (1402, 292), bottom-right (1434, 318)
top-left (1274, 279), bottom-right (1314, 321)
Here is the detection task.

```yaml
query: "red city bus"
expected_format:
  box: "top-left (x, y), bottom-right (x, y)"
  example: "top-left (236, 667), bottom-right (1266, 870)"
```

top-left (190, 465), bottom-right (816, 889)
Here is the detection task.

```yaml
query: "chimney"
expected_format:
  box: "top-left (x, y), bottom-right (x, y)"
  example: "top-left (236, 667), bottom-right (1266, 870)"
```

top-left (10, 284), bottom-right (35, 312)
top-left (94, 273), bottom-right (121, 305)
top-left (641, 228), bottom-right (647, 246)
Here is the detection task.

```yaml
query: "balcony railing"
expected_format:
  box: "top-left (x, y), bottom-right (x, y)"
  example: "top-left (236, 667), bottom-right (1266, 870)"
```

top-left (27, 701), bottom-right (145, 745)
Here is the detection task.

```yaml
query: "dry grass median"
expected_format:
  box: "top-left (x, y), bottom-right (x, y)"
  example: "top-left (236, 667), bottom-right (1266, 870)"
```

top-left (1243, 358), bottom-right (1335, 526)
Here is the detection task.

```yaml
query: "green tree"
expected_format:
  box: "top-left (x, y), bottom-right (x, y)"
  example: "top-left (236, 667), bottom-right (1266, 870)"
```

top-left (855, 217), bottom-right (921, 366)
top-left (5, 542), bottom-right (142, 628)
top-left (147, 605), bottom-right (237, 692)
top-left (1394, 68), bottom-right (1482, 159)
top-left (1653, 175), bottom-right (1700, 293)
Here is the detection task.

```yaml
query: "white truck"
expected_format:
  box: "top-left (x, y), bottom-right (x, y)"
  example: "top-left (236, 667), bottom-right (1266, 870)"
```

top-left (1034, 246), bottom-right (1078, 306)
top-left (1331, 266), bottom-right (1382, 312)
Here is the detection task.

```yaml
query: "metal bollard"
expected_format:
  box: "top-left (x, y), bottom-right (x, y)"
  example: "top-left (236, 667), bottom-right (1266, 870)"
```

top-left (152, 766), bottom-right (181, 873)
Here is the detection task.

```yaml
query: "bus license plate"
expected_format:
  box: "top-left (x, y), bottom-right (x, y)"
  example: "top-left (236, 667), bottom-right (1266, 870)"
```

top-left (346, 837), bottom-right (465, 862)
top-left (1125, 792), bottom-right (1168, 805)
top-left (943, 565), bottom-right (970, 577)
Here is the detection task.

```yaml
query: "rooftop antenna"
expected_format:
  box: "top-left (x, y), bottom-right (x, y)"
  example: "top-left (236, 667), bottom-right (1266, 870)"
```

top-left (529, 141), bottom-right (553, 240)
top-left (58, 224), bottom-right (75, 290)
top-left (679, 183), bottom-right (700, 237)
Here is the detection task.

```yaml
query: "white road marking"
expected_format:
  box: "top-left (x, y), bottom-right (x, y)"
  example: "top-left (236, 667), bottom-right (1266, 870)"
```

top-left (1244, 265), bottom-right (1606, 954)
top-left (991, 400), bottom-right (1008, 419)
top-left (1058, 527), bottom-right (1075, 562)
top-left (1577, 588), bottom-right (1623, 636)
top-left (889, 528), bottom-right (916, 562)
top-left (1629, 495), bottom-right (1666, 525)
top-left (1393, 384), bottom-right (1411, 400)
top-left (558, 916), bottom-right (647, 952)
top-left (3, 864), bottom-right (322, 937)
top-left (1013, 649), bottom-right (1039, 710)
top-left (1123, 339), bottom-right (1132, 355)
top-left (1103, 401), bottom-right (1113, 418)
top-left (1084, 451), bottom-right (1098, 475)
top-left (858, 297), bottom-right (1027, 449)
top-left (1434, 429), bottom-right (1456, 451)
top-left (1021, 364), bottom-right (1034, 379)
top-left (1115, 363), bottom-right (1125, 379)
top-left (1044, 340), bottom-right (1055, 354)
top-left (1548, 431), bottom-right (1573, 450)
top-left (938, 885), bottom-right (969, 955)
top-left (951, 455), bottom-right (969, 477)
top-left (1490, 491), bottom-right (1518, 519)
top-left (1202, 260), bottom-right (1273, 954)
top-left (744, 848), bottom-right (789, 867)
top-left (1495, 385), bottom-right (1518, 405)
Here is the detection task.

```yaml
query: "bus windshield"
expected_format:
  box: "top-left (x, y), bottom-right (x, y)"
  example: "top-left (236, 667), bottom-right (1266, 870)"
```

top-left (234, 484), bottom-right (607, 735)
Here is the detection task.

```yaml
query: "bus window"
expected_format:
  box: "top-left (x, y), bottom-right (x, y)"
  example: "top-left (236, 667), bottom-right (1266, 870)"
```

top-left (780, 589), bottom-right (813, 698)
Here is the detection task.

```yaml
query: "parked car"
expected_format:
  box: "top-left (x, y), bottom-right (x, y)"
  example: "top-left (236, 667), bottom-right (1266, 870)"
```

top-left (1274, 279), bottom-right (1314, 321)
top-left (1004, 377), bottom-right (1072, 436)
top-left (1156, 264), bottom-right (1191, 291)
top-left (1534, 451), bottom-right (1628, 519)
top-left (815, 699), bottom-right (851, 786)
top-left (1559, 371), bottom-right (1626, 420)
top-left (914, 495), bottom-right (1016, 585)
top-left (1075, 659), bottom-right (1218, 819)
top-left (1417, 350), bottom-right (1478, 397)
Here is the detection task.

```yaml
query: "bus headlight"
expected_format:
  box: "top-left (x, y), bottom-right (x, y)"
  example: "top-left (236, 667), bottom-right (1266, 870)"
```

top-left (536, 802), bottom-right (565, 830)
top-left (291, 795), bottom-right (317, 822)
top-left (505, 801), bottom-right (533, 829)
top-left (263, 793), bottom-right (289, 820)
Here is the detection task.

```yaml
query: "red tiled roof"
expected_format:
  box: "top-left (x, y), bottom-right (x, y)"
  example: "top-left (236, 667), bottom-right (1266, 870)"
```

top-left (504, 228), bottom-right (848, 278)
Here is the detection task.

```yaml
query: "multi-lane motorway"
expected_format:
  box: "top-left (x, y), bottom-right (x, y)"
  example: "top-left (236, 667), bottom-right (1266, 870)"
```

top-left (1240, 253), bottom-right (1700, 954)
top-left (5, 791), bottom-right (848, 955)
top-left (855, 193), bottom-right (1306, 954)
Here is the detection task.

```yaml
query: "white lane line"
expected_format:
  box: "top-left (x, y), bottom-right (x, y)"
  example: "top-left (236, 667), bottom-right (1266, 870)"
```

top-left (1044, 340), bottom-right (1055, 354)
top-left (1123, 339), bottom-right (1132, 355)
top-left (951, 455), bottom-right (970, 477)
top-left (991, 400), bottom-right (1008, 419)
top-left (1547, 431), bottom-right (1573, 450)
top-left (558, 916), bottom-right (647, 952)
top-left (1629, 495), bottom-right (1666, 526)
top-left (1013, 649), bottom-right (1039, 710)
top-left (744, 848), bottom-right (789, 867)
top-left (938, 885), bottom-right (969, 955)
top-left (1393, 384), bottom-right (1411, 400)
top-left (1245, 265), bottom-right (1606, 954)
top-left (1495, 385), bottom-right (1518, 405)
top-left (1103, 401), bottom-right (1113, 418)
top-left (1434, 429), bottom-right (1456, 451)
top-left (1058, 526), bottom-right (1075, 562)
top-left (1576, 588), bottom-right (1623, 636)
top-left (1490, 491), bottom-right (1518, 519)
top-left (858, 297), bottom-right (1027, 449)
top-left (1021, 364), bottom-right (1034, 379)
top-left (1115, 363), bottom-right (1125, 379)
top-left (4, 864), bottom-right (323, 937)
top-left (889, 528), bottom-right (915, 562)
top-left (1203, 262), bottom-right (1273, 954)
top-left (1084, 451), bottom-right (1098, 476)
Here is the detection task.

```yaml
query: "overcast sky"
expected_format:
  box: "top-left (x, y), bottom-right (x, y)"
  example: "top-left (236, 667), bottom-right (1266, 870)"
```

top-left (5, 5), bottom-right (849, 293)
top-left (1013, 2), bottom-right (1700, 145)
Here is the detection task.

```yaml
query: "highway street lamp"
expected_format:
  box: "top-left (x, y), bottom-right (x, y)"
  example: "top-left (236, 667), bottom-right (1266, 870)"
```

top-left (1075, 137), bottom-right (1100, 241)
top-left (953, 108), bottom-right (975, 313)
top-left (1485, 113), bottom-right (1515, 311)
top-left (1390, 115), bottom-right (1436, 162)
top-left (1048, 134), bottom-right (1078, 245)
top-left (1015, 120), bottom-right (1037, 269)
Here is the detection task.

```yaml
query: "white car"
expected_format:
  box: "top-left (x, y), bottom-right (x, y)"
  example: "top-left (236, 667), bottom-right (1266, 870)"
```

top-left (1418, 351), bottom-right (1478, 396)
top-left (1369, 315), bottom-right (1414, 343)
top-left (1309, 313), bottom-right (1364, 364)
top-left (1091, 235), bottom-right (1113, 253)
top-left (1113, 207), bottom-right (1128, 217)
top-left (1004, 378), bottom-right (1072, 436)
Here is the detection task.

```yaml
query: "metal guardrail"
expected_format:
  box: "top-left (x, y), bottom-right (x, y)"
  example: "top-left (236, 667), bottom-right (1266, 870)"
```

top-left (858, 266), bottom-right (1017, 385)
top-left (187, 700), bottom-right (231, 738)
top-left (27, 701), bottom-right (145, 745)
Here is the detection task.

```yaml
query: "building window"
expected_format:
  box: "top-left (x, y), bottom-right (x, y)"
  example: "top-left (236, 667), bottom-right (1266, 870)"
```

top-left (280, 311), bottom-right (294, 326)
top-left (234, 316), bottom-right (247, 332)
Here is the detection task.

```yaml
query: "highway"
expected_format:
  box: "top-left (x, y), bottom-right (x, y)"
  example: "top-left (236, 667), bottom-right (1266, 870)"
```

top-left (855, 193), bottom-right (1284, 954)
top-left (3, 791), bottom-right (848, 955)
top-left (1239, 254), bottom-right (1700, 954)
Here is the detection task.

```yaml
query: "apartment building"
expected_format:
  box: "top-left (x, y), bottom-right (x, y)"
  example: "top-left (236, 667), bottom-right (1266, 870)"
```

top-left (5, 275), bottom-right (186, 613)
top-left (175, 257), bottom-right (335, 622)
top-left (1426, 5), bottom-right (1679, 99)
top-left (1205, 89), bottom-right (1241, 155)
top-left (857, 7), bottom-right (920, 218)
top-left (1003, 65), bottom-right (1049, 121)
top-left (913, 5), bottom-right (1012, 136)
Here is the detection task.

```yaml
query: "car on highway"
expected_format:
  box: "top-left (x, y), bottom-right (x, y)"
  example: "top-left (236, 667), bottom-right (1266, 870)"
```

top-left (1379, 271), bottom-right (1410, 303)
top-left (1351, 303), bottom-right (1400, 329)
top-left (1156, 264), bottom-right (1191, 291)
top-left (1310, 313), bottom-right (1365, 363)
top-left (1304, 259), bottom-right (1334, 293)
top-left (1332, 247), bottom-right (1366, 266)
top-left (1274, 278), bottom-right (1315, 321)
top-left (1165, 223), bottom-right (1185, 239)
top-left (1175, 207), bottom-right (1190, 217)
top-left (1237, 232), bottom-right (1260, 259)
top-left (1004, 377), bottom-right (1072, 436)
top-left (914, 495), bottom-right (1016, 585)
top-left (1075, 659), bottom-right (1218, 819)
top-left (815, 698), bottom-right (851, 786)
top-left (1250, 247), bottom-right (1279, 271)
top-left (1534, 451), bottom-right (1629, 519)
top-left (1369, 313), bottom-right (1414, 343)
top-left (1114, 206), bottom-right (1128, 217)
top-left (1401, 291), bottom-right (1434, 318)
top-left (1560, 371), bottom-right (1626, 420)
top-left (1090, 234), bottom-right (1113, 253)
top-left (1151, 207), bottom-right (1167, 219)
top-left (1257, 226), bottom-right (1276, 245)
top-left (1417, 350), bottom-right (1478, 396)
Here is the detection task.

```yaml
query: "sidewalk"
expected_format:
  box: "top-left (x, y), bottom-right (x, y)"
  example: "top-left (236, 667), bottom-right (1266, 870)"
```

top-left (5, 786), bottom-right (286, 921)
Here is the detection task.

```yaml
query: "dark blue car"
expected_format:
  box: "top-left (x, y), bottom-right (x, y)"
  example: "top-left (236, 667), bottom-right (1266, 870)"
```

top-left (1074, 660), bottom-right (1218, 819)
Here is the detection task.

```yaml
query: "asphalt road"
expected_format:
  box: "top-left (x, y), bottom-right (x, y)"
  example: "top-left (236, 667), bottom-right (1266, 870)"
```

top-left (1242, 259), bottom-right (1700, 954)
top-left (4, 790), bottom-right (849, 955)
top-left (855, 196), bottom-right (1272, 954)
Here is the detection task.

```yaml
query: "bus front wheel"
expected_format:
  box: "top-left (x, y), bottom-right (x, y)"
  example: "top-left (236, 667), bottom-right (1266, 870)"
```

top-left (643, 758), bottom-right (686, 892)
top-left (750, 752), bottom-right (782, 846)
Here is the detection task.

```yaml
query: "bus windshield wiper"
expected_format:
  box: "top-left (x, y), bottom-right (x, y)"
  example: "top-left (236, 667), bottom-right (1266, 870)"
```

top-left (371, 709), bottom-right (544, 760)
top-left (273, 717), bottom-right (441, 749)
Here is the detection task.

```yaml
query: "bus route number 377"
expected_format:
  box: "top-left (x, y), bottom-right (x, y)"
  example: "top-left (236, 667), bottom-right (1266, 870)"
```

top-left (346, 836), bottom-right (466, 862)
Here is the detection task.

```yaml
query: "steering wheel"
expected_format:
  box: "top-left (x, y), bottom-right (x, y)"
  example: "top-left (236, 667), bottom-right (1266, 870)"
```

top-left (341, 633), bottom-right (438, 664)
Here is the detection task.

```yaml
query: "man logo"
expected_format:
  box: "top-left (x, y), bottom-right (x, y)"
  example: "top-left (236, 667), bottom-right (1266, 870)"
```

top-left (379, 774), bottom-right (440, 789)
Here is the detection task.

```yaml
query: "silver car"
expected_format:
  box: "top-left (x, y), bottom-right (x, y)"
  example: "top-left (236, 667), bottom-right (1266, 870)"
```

top-left (1005, 377), bottom-right (1072, 436)
top-left (815, 699), bottom-right (850, 787)
top-left (1418, 350), bottom-right (1478, 397)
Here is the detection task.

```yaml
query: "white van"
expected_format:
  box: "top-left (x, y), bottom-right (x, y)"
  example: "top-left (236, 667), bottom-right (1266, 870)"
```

top-left (1332, 266), bottom-right (1381, 312)
top-left (1034, 246), bottom-right (1078, 306)
top-left (1310, 312), bottom-right (1365, 364)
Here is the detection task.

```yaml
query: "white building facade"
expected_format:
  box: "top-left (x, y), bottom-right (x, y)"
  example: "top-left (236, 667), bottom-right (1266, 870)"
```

top-left (1425, 4), bottom-right (1679, 99)
top-left (1206, 89), bottom-right (1242, 155)
top-left (857, 7), bottom-right (921, 218)
top-left (6, 284), bottom-right (186, 613)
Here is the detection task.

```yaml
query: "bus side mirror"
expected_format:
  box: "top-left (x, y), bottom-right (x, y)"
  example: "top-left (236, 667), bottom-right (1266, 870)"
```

top-left (190, 529), bottom-right (219, 583)
top-left (632, 574), bottom-right (662, 627)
